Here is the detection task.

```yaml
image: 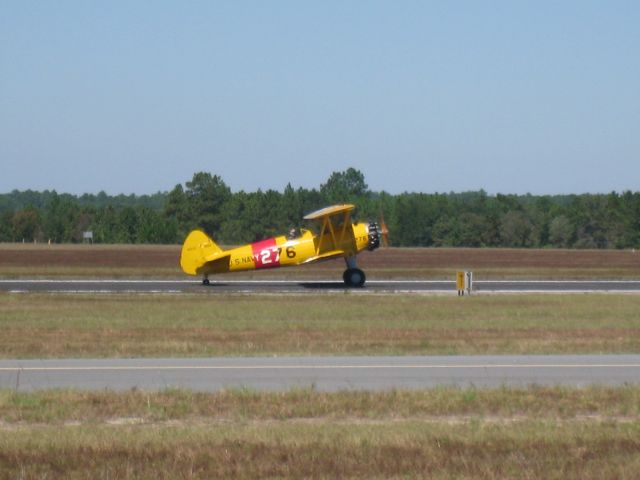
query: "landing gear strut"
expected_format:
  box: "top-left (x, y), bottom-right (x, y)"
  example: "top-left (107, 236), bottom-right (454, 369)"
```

top-left (343, 257), bottom-right (366, 287)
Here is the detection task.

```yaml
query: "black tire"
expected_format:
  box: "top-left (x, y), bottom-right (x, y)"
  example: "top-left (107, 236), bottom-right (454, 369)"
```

top-left (343, 268), bottom-right (366, 288)
top-left (202, 278), bottom-right (210, 286)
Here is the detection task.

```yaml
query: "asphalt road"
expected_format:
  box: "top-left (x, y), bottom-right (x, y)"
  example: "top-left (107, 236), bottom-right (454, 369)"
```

top-left (2, 279), bottom-right (640, 294)
top-left (1, 355), bottom-right (639, 392)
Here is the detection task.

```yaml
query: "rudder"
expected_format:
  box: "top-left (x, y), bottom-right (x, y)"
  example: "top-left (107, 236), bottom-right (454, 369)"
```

top-left (180, 230), bottom-right (224, 275)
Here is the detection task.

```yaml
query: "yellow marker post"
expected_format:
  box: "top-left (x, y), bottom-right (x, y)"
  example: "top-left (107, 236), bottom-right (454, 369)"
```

top-left (456, 271), bottom-right (465, 296)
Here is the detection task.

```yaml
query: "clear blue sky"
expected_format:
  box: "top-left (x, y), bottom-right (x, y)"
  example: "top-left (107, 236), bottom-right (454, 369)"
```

top-left (1, 1), bottom-right (639, 195)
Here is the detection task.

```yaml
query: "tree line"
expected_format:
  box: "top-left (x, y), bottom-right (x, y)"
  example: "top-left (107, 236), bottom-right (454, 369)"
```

top-left (1, 168), bottom-right (639, 248)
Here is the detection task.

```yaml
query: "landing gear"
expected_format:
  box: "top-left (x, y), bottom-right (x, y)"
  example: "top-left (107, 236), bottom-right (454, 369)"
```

top-left (343, 268), bottom-right (366, 287)
top-left (343, 257), bottom-right (366, 287)
top-left (202, 275), bottom-right (210, 286)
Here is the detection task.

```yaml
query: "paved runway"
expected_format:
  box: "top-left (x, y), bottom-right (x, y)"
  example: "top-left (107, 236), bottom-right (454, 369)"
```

top-left (2, 279), bottom-right (640, 294)
top-left (1, 355), bottom-right (639, 392)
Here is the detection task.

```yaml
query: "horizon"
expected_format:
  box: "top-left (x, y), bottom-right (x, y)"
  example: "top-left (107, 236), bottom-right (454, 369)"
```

top-left (2, 176), bottom-right (638, 199)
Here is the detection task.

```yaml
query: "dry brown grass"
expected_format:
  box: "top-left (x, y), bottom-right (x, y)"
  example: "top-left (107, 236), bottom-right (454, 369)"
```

top-left (1, 387), bottom-right (639, 479)
top-left (2, 243), bottom-right (639, 279)
top-left (2, 423), bottom-right (639, 479)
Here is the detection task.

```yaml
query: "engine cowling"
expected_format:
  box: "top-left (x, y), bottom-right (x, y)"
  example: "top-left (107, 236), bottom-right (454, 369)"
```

top-left (367, 222), bottom-right (381, 251)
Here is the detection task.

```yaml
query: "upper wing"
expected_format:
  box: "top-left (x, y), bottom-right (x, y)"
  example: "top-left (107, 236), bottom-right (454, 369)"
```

top-left (303, 204), bottom-right (355, 221)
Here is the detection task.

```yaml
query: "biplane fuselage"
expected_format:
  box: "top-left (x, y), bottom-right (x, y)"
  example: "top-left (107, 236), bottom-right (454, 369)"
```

top-left (180, 204), bottom-right (384, 286)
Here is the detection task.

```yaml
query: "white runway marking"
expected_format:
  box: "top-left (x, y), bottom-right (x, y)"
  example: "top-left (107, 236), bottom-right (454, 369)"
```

top-left (2, 363), bottom-right (639, 372)
top-left (2, 278), bottom-right (640, 295)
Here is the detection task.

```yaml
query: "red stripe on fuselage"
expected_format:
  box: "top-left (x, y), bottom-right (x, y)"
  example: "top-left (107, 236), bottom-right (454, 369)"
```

top-left (251, 238), bottom-right (280, 269)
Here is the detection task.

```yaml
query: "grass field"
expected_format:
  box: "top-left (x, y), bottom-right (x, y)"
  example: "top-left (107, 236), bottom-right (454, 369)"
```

top-left (1, 293), bottom-right (640, 357)
top-left (1, 386), bottom-right (639, 479)
top-left (2, 244), bottom-right (639, 477)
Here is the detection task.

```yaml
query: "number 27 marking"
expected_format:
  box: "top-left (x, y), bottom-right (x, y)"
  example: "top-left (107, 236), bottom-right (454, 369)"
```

top-left (260, 247), bottom-right (281, 264)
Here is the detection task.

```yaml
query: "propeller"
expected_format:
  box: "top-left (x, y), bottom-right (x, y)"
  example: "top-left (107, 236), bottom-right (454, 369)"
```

top-left (379, 209), bottom-right (390, 247)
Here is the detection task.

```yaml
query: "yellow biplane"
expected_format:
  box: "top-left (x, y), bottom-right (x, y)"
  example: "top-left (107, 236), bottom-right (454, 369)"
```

top-left (180, 204), bottom-right (388, 287)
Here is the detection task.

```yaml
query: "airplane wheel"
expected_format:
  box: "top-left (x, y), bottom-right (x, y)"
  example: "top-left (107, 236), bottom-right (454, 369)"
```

top-left (202, 279), bottom-right (210, 286)
top-left (343, 268), bottom-right (366, 288)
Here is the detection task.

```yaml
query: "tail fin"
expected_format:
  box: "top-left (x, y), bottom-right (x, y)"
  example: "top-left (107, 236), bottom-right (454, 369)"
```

top-left (180, 230), bottom-right (224, 275)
